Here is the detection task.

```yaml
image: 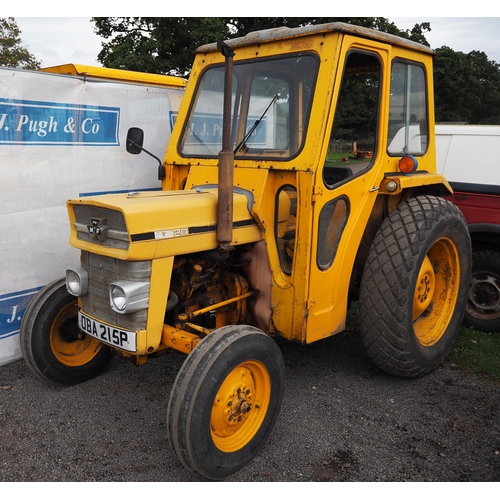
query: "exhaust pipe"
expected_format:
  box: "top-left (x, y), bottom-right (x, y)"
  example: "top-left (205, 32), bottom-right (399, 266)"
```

top-left (217, 40), bottom-right (235, 252)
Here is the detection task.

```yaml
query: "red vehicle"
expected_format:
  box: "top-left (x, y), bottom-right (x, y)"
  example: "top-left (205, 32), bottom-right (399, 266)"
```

top-left (436, 125), bottom-right (500, 332)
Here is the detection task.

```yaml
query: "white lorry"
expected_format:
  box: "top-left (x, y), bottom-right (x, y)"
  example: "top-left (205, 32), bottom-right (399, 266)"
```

top-left (0, 64), bottom-right (185, 366)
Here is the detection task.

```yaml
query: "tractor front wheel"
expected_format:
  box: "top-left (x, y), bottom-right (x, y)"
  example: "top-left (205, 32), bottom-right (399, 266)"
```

top-left (20, 278), bottom-right (112, 385)
top-left (167, 325), bottom-right (285, 480)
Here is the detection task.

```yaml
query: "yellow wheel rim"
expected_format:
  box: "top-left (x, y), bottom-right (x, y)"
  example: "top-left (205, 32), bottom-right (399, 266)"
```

top-left (211, 360), bottom-right (271, 453)
top-left (50, 300), bottom-right (103, 367)
top-left (413, 237), bottom-right (460, 346)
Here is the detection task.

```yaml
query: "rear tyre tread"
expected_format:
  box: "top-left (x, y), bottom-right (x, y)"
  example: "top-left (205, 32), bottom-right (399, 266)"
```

top-left (359, 195), bottom-right (471, 378)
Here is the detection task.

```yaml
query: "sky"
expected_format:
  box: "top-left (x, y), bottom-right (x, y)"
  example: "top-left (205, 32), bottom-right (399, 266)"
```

top-left (10, 14), bottom-right (500, 69)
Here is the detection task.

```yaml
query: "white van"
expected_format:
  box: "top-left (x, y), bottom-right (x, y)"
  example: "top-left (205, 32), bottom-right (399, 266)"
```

top-left (435, 124), bottom-right (500, 333)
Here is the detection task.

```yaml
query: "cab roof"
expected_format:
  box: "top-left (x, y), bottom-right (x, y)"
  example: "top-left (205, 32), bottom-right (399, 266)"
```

top-left (196, 22), bottom-right (434, 56)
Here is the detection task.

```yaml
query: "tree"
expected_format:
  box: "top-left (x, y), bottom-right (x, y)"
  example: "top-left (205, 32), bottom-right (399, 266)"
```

top-left (92, 17), bottom-right (500, 125)
top-left (433, 46), bottom-right (500, 124)
top-left (93, 18), bottom-right (231, 76)
top-left (92, 17), bottom-right (430, 76)
top-left (0, 17), bottom-right (40, 69)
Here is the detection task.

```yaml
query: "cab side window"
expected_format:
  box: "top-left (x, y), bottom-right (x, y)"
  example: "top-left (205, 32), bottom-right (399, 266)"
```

top-left (387, 61), bottom-right (428, 155)
top-left (275, 186), bottom-right (297, 275)
top-left (323, 51), bottom-right (381, 189)
top-left (317, 197), bottom-right (349, 270)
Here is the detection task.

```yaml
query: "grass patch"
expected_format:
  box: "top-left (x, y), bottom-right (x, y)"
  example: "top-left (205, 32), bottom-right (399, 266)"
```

top-left (346, 301), bottom-right (360, 330)
top-left (347, 302), bottom-right (500, 382)
top-left (448, 326), bottom-right (500, 383)
top-left (326, 152), bottom-right (363, 166)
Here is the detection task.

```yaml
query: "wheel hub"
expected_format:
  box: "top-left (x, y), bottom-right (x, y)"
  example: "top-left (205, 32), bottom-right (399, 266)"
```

top-left (50, 301), bottom-right (103, 366)
top-left (210, 360), bottom-right (271, 453)
top-left (211, 366), bottom-right (256, 439)
top-left (412, 237), bottom-right (461, 347)
top-left (470, 274), bottom-right (500, 313)
top-left (59, 317), bottom-right (85, 342)
top-left (227, 387), bottom-right (253, 422)
top-left (413, 255), bottom-right (436, 321)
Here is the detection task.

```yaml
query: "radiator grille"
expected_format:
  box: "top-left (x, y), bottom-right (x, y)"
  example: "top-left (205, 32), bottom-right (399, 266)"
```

top-left (80, 251), bottom-right (151, 330)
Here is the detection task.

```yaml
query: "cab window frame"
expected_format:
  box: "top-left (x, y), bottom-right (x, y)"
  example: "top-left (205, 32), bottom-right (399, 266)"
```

top-left (322, 49), bottom-right (382, 190)
top-left (316, 195), bottom-right (350, 271)
top-left (177, 52), bottom-right (320, 162)
top-left (386, 58), bottom-right (429, 157)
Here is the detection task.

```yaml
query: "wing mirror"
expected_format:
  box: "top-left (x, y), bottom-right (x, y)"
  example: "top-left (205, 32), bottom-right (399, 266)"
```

top-left (125, 127), bottom-right (165, 180)
top-left (126, 127), bottom-right (144, 155)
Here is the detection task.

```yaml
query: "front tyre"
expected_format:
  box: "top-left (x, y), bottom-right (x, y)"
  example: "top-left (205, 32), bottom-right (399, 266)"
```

top-left (359, 196), bottom-right (471, 378)
top-left (20, 278), bottom-right (112, 385)
top-left (167, 325), bottom-right (285, 480)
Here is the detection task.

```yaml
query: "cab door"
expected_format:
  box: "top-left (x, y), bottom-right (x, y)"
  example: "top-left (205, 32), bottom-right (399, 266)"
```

top-left (305, 39), bottom-right (390, 343)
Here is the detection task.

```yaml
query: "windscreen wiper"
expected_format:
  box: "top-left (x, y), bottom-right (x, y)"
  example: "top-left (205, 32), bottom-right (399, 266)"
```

top-left (234, 94), bottom-right (278, 154)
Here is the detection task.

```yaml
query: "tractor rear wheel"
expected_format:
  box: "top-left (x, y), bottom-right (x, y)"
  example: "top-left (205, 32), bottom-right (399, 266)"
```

top-left (167, 324), bottom-right (285, 480)
top-left (359, 195), bottom-right (471, 378)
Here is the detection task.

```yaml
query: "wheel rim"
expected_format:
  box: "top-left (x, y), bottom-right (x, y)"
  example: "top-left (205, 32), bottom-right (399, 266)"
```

top-left (413, 237), bottom-right (461, 346)
top-left (211, 360), bottom-right (271, 453)
top-left (50, 300), bottom-right (103, 366)
top-left (467, 271), bottom-right (500, 321)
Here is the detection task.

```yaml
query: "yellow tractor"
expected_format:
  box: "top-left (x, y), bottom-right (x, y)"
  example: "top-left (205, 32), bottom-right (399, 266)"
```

top-left (21, 23), bottom-right (471, 479)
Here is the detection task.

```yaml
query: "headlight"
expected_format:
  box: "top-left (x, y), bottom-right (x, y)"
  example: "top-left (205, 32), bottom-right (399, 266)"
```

top-left (66, 267), bottom-right (88, 296)
top-left (109, 281), bottom-right (150, 314)
top-left (110, 286), bottom-right (127, 311)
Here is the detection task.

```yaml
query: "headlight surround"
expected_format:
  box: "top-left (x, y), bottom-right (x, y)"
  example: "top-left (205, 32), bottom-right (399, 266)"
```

top-left (109, 280), bottom-right (150, 314)
top-left (66, 267), bottom-right (89, 296)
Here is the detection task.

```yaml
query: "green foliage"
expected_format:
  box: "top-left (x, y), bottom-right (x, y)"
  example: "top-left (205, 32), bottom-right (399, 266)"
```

top-left (93, 17), bottom-right (232, 76)
top-left (433, 46), bottom-right (500, 124)
top-left (449, 326), bottom-right (500, 382)
top-left (346, 301), bottom-right (360, 330)
top-left (92, 17), bottom-right (431, 76)
top-left (0, 17), bottom-right (40, 69)
top-left (330, 53), bottom-right (380, 147)
top-left (91, 18), bottom-right (500, 125)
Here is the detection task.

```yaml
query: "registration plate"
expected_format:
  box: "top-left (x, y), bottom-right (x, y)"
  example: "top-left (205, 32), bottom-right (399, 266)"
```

top-left (78, 311), bottom-right (137, 352)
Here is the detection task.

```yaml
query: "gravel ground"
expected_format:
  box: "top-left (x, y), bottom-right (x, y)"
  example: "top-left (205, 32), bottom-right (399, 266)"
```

top-left (1, 329), bottom-right (499, 482)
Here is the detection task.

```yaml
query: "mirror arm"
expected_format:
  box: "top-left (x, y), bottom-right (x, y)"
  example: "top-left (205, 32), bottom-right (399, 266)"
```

top-left (128, 140), bottom-right (165, 181)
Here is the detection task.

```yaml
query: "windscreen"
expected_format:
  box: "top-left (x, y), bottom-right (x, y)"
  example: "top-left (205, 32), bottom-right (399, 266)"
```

top-left (179, 53), bottom-right (319, 160)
